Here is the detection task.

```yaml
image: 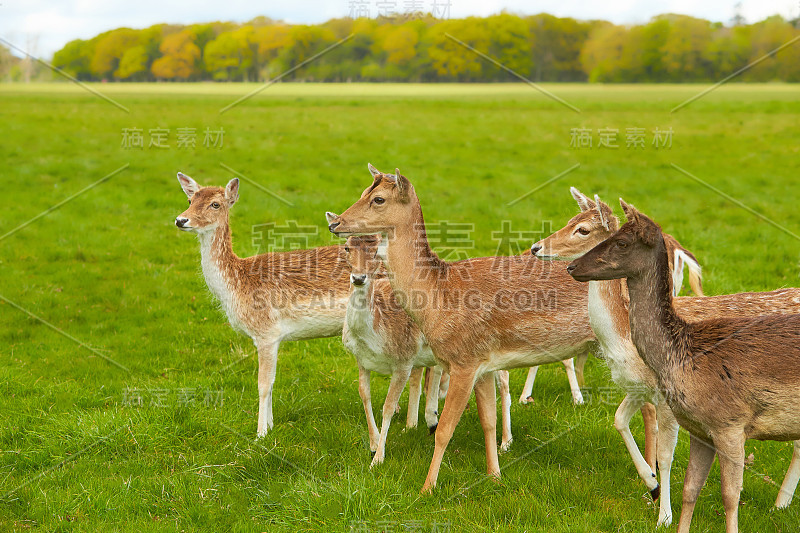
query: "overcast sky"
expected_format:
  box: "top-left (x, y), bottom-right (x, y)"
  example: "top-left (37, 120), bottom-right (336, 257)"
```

top-left (1, 0), bottom-right (798, 59)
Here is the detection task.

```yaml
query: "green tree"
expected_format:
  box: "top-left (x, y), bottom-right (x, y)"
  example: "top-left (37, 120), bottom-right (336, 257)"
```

top-left (746, 16), bottom-right (800, 81)
top-left (90, 28), bottom-right (139, 79)
top-left (116, 45), bottom-right (148, 80)
top-left (203, 26), bottom-right (257, 81)
top-left (659, 15), bottom-right (714, 81)
top-left (52, 39), bottom-right (93, 80)
top-left (485, 14), bottom-right (530, 80)
top-left (428, 18), bottom-right (490, 81)
top-left (383, 25), bottom-right (418, 66)
top-left (580, 23), bottom-right (629, 82)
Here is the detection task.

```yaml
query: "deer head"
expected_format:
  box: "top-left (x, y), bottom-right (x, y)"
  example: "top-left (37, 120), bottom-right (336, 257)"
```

top-left (343, 235), bottom-right (382, 287)
top-left (566, 199), bottom-right (663, 282)
top-left (327, 163), bottom-right (413, 238)
top-left (532, 187), bottom-right (618, 260)
top-left (174, 172), bottom-right (239, 234)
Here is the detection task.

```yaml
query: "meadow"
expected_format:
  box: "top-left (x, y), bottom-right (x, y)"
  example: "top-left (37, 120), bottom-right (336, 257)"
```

top-left (1, 82), bottom-right (799, 532)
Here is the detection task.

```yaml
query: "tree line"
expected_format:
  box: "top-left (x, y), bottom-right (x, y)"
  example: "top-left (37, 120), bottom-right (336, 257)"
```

top-left (3, 13), bottom-right (800, 83)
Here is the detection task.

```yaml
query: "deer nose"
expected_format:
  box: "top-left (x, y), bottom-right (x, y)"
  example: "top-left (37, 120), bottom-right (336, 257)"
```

top-left (175, 217), bottom-right (189, 228)
top-left (328, 221), bottom-right (341, 233)
top-left (531, 243), bottom-right (542, 255)
top-left (566, 264), bottom-right (576, 274)
top-left (350, 274), bottom-right (367, 286)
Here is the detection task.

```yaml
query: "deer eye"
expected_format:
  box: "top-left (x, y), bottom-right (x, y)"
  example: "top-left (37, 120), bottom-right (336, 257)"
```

top-left (616, 240), bottom-right (627, 248)
top-left (211, 202), bottom-right (221, 209)
top-left (373, 197), bottom-right (385, 205)
top-left (577, 227), bottom-right (590, 236)
top-left (344, 246), bottom-right (350, 253)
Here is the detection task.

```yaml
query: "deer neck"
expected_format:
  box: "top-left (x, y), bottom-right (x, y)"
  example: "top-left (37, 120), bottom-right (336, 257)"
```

top-left (587, 279), bottom-right (631, 357)
top-left (624, 239), bottom-right (689, 380)
top-left (197, 221), bottom-right (239, 304)
top-left (346, 281), bottom-right (375, 336)
top-left (382, 200), bottom-right (443, 327)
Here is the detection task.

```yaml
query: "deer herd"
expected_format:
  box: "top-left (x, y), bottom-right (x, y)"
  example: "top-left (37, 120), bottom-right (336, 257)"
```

top-left (175, 166), bottom-right (800, 532)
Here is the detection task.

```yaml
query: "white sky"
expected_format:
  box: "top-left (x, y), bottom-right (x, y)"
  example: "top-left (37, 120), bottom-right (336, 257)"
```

top-left (1, 0), bottom-right (798, 59)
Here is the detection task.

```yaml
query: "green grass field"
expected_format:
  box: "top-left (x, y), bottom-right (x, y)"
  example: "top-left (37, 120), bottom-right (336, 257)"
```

top-left (1, 82), bottom-right (799, 532)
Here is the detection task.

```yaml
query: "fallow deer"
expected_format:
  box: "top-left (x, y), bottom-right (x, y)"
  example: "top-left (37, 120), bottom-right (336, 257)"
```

top-left (568, 201), bottom-right (800, 533)
top-left (337, 235), bottom-right (513, 466)
top-left (327, 164), bottom-right (597, 492)
top-left (534, 189), bottom-right (800, 525)
top-left (174, 172), bottom-right (350, 437)
top-left (519, 188), bottom-right (703, 406)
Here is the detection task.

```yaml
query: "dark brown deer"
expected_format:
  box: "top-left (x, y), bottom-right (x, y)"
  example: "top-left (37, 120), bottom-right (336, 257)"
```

top-left (567, 201), bottom-right (800, 533)
top-left (534, 188), bottom-right (800, 526)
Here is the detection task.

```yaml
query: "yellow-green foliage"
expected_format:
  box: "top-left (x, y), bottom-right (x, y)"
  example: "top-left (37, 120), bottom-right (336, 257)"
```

top-left (46, 13), bottom-right (800, 83)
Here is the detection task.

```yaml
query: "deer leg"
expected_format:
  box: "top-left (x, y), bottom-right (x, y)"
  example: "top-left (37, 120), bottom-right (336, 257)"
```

top-left (775, 440), bottom-right (800, 509)
top-left (372, 366), bottom-right (412, 468)
top-left (421, 368), bottom-right (476, 493)
top-left (474, 372), bottom-right (500, 480)
top-left (641, 402), bottom-right (658, 473)
top-left (614, 394), bottom-right (659, 494)
top-left (256, 337), bottom-right (280, 438)
top-left (357, 364), bottom-right (379, 454)
top-left (438, 371), bottom-right (450, 399)
top-left (406, 367), bottom-right (424, 429)
top-left (424, 366), bottom-right (443, 432)
top-left (574, 349), bottom-right (589, 388)
top-left (519, 366), bottom-right (539, 405)
top-left (715, 431), bottom-right (745, 533)
top-left (562, 358), bottom-right (584, 405)
top-left (655, 404), bottom-right (680, 527)
top-left (677, 434), bottom-right (716, 533)
top-left (495, 371), bottom-right (513, 452)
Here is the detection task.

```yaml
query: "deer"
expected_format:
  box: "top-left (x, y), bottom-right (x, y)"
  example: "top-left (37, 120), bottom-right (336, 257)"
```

top-left (567, 200), bottom-right (800, 533)
top-left (533, 188), bottom-right (800, 526)
top-left (327, 164), bottom-right (597, 492)
top-left (174, 172), bottom-right (351, 438)
top-left (337, 235), bottom-right (513, 467)
top-left (518, 189), bottom-right (703, 407)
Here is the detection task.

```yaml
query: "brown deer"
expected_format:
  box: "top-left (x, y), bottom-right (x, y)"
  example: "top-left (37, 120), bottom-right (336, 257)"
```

top-left (338, 235), bottom-right (513, 466)
top-left (518, 188), bottom-right (704, 405)
top-left (534, 188), bottom-right (800, 526)
top-left (174, 172), bottom-right (350, 438)
top-left (567, 201), bottom-right (800, 533)
top-left (327, 164), bottom-right (597, 492)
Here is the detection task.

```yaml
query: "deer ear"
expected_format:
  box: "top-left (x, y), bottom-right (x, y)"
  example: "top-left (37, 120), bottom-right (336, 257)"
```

top-left (177, 172), bottom-right (200, 199)
top-left (639, 216), bottom-right (662, 247)
top-left (225, 178), bottom-right (239, 206)
top-left (368, 163), bottom-right (381, 178)
top-left (325, 211), bottom-right (338, 224)
top-left (619, 198), bottom-right (638, 222)
top-left (594, 194), bottom-right (610, 230)
top-left (395, 169), bottom-right (411, 202)
top-left (570, 187), bottom-right (595, 212)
